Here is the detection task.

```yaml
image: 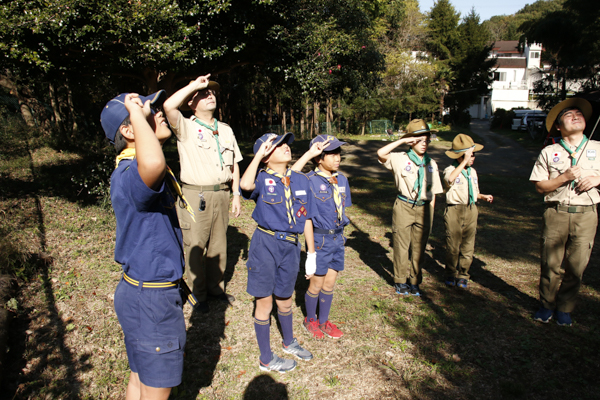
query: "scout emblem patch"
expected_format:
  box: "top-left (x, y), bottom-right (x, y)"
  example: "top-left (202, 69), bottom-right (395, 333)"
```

top-left (198, 130), bottom-right (204, 140)
top-left (455, 177), bottom-right (460, 184)
top-left (320, 184), bottom-right (327, 191)
top-left (552, 151), bottom-right (561, 163)
top-left (428, 165), bottom-right (434, 173)
top-left (405, 161), bottom-right (412, 171)
top-left (268, 186), bottom-right (275, 193)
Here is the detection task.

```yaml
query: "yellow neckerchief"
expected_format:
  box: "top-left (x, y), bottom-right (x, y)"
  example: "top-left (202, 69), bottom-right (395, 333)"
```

top-left (265, 167), bottom-right (296, 225)
top-left (315, 167), bottom-right (343, 221)
top-left (114, 149), bottom-right (196, 222)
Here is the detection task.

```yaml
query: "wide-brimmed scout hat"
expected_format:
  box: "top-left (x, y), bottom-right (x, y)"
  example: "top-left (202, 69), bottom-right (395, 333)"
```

top-left (310, 134), bottom-right (347, 151)
top-left (400, 119), bottom-right (439, 138)
top-left (445, 133), bottom-right (484, 159)
top-left (253, 132), bottom-right (295, 157)
top-left (100, 90), bottom-right (167, 143)
top-left (180, 80), bottom-right (221, 111)
top-left (546, 98), bottom-right (592, 135)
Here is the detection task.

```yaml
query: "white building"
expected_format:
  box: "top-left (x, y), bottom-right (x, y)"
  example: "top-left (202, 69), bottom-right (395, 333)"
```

top-left (468, 41), bottom-right (544, 119)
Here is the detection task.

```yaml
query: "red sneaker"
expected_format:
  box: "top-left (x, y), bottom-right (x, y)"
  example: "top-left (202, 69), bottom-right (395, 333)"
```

top-left (303, 317), bottom-right (324, 339)
top-left (319, 320), bottom-right (344, 339)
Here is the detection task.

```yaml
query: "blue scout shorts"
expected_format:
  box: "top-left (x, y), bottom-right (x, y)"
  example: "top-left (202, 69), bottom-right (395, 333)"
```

top-left (246, 228), bottom-right (301, 298)
top-left (114, 278), bottom-right (186, 388)
top-left (314, 232), bottom-right (346, 275)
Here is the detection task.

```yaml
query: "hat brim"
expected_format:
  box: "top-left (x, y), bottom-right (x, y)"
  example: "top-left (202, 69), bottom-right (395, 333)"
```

top-left (255, 132), bottom-right (295, 157)
top-left (324, 140), bottom-right (347, 151)
top-left (445, 143), bottom-right (484, 159)
top-left (400, 129), bottom-right (438, 138)
top-left (145, 90), bottom-right (167, 108)
top-left (546, 98), bottom-right (592, 135)
top-left (180, 81), bottom-right (221, 111)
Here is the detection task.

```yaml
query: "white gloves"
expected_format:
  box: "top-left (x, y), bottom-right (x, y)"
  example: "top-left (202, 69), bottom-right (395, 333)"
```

top-left (305, 252), bottom-right (317, 276)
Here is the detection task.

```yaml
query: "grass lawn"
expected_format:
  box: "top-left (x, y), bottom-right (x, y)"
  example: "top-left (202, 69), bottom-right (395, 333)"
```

top-left (2, 123), bottom-right (600, 399)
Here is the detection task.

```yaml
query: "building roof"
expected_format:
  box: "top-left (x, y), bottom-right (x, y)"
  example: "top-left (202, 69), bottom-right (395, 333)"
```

top-left (492, 40), bottom-right (520, 54)
top-left (495, 58), bottom-right (527, 69)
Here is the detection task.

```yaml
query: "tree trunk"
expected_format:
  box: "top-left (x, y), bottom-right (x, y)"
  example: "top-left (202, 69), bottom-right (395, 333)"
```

top-left (282, 108), bottom-right (287, 133)
top-left (313, 101), bottom-right (320, 137)
top-left (326, 98), bottom-right (332, 134)
top-left (361, 120), bottom-right (366, 135)
top-left (48, 82), bottom-right (64, 133)
top-left (66, 80), bottom-right (78, 133)
top-left (290, 106), bottom-right (295, 133)
top-left (305, 98), bottom-right (310, 139)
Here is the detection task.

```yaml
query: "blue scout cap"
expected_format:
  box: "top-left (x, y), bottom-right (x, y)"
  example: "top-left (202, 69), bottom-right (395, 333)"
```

top-left (310, 134), bottom-right (347, 151)
top-left (253, 132), bottom-right (295, 156)
top-left (100, 90), bottom-right (167, 143)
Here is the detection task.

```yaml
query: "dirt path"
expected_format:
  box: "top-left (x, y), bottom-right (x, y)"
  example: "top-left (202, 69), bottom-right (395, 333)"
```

top-left (338, 120), bottom-right (540, 180)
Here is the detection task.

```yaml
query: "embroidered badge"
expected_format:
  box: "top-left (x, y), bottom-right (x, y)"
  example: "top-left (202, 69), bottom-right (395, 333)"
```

top-left (455, 177), bottom-right (460, 184)
top-left (320, 184), bottom-right (327, 191)
top-left (428, 166), bottom-right (434, 173)
top-left (405, 161), bottom-right (412, 172)
top-left (268, 186), bottom-right (275, 193)
top-left (299, 205), bottom-right (307, 216)
top-left (198, 131), bottom-right (204, 140)
top-left (552, 152), bottom-right (561, 163)
top-left (265, 178), bottom-right (276, 186)
top-left (339, 187), bottom-right (346, 193)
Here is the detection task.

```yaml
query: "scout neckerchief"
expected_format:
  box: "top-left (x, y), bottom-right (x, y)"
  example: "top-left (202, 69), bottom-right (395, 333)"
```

top-left (265, 167), bottom-right (296, 225)
top-left (559, 136), bottom-right (588, 188)
top-left (193, 117), bottom-right (223, 169)
top-left (315, 167), bottom-right (343, 221)
top-left (114, 149), bottom-right (196, 222)
top-left (407, 149), bottom-right (432, 202)
top-left (453, 160), bottom-right (475, 205)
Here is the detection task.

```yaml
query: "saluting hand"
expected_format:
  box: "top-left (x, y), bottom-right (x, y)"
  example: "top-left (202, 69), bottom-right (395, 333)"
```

top-left (307, 139), bottom-right (331, 158)
top-left (255, 135), bottom-right (277, 159)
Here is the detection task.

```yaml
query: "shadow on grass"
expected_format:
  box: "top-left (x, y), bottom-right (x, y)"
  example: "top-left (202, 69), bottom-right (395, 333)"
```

top-left (243, 374), bottom-right (289, 399)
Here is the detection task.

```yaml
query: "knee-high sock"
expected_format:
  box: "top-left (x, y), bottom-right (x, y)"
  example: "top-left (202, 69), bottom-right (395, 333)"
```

top-left (304, 290), bottom-right (319, 321)
top-left (277, 309), bottom-right (294, 346)
top-left (254, 317), bottom-right (271, 365)
top-left (318, 289), bottom-right (334, 323)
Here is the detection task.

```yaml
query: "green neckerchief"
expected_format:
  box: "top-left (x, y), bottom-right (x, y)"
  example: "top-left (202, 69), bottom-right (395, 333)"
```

top-left (453, 160), bottom-right (474, 205)
top-left (193, 117), bottom-right (223, 169)
top-left (559, 136), bottom-right (588, 188)
top-left (407, 149), bottom-right (432, 202)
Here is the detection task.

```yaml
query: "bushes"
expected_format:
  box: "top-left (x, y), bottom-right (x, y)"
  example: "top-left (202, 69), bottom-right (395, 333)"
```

top-left (490, 108), bottom-right (515, 130)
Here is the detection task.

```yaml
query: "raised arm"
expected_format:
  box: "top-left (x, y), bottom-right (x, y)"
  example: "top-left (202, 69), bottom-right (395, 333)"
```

top-left (291, 139), bottom-right (330, 172)
top-left (124, 94), bottom-right (166, 190)
top-left (446, 149), bottom-right (473, 185)
top-left (240, 136), bottom-right (276, 192)
top-left (377, 137), bottom-right (417, 163)
top-left (533, 166), bottom-right (581, 194)
top-left (163, 74), bottom-right (211, 126)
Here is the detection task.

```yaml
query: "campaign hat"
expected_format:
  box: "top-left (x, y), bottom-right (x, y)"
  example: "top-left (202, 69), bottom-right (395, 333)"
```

top-left (100, 90), bottom-right (167, 143)
top-left (445, 133), bottom-right (484, 159)
top-left (401, 119), bottom-right (439, 138)
top-left (546, 98), bottom-right (592, 135)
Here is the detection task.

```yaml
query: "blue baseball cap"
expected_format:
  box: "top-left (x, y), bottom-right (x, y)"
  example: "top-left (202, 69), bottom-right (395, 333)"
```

top-left (310, 134), bottom-right (347, 151)
top-left (100, 90), bottom-right (167, 143)
top-left (253, 132), bottom-right (295, 156)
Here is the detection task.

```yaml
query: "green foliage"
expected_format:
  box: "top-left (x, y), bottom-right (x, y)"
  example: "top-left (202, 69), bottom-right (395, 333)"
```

top-left (71, 151), bottom-right (114, 209)
top-left (490, 108), bottom-right (515, 130)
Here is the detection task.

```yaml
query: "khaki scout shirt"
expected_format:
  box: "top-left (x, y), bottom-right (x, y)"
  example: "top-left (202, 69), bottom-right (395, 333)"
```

top-left (171, 113), bottom-right (243, 186)
top-left (382, 152), bottom-right (443, 201)
top-left (443, 165), bottom-right (480, 205)
top-left (530, 140), bottom-right (600, 205)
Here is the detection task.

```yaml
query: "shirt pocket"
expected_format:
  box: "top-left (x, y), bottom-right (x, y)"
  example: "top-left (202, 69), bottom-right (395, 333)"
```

top-left (220, 140), bottom-right (235, 166)
top-left (314, 186), bottom-right (332, 202)
top-left (261, 195), bottom-right (283, 205)
top-left (548, 163), bottom-right (568, 179)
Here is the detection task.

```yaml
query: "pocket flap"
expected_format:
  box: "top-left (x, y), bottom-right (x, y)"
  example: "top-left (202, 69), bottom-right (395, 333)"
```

top-left (138, 337), bottom-right (180, 355)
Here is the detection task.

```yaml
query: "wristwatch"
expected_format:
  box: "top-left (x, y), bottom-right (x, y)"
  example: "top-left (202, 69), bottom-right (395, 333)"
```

top-left (232, 191), bottom-right (241, 196)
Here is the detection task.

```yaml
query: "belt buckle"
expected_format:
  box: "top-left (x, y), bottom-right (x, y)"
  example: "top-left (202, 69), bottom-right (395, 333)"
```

top-left (328, 229), bottom-right (335, 235)
top-left (568, 206), bottom-right (577, 213)
top-left (276, 232), bottom-right (286, 241)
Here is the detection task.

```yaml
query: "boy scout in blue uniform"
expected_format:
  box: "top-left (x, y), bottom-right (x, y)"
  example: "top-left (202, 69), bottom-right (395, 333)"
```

top-left (443, 134), bottom-right (493, 289)
top-left (291, 134), bottom-right (351, 339)
top-left (101, 91), bottom-right (196, 399)
top-left (240, 133), bottom-right (318, 373)
top-left (377, 119), bottom-right (444, 296)
top-left (530, 98), bottom-right (600, 326)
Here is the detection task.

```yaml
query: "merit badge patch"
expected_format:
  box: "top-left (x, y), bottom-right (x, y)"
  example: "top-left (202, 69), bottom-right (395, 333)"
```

top-left (265, 178), bottom-right (276, 186)
top-left (296, 205), bottom-right (307, 218)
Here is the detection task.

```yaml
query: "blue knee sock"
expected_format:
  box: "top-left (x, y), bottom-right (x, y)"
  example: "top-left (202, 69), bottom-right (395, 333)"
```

top-left (318, 289), bottom-right (334, 323)
top-left (304, 290), bottom-right (319, 321)
top-left (277, 309), bottom-right (294, 347)
top-left (254, 317), bottom-right (271, 365)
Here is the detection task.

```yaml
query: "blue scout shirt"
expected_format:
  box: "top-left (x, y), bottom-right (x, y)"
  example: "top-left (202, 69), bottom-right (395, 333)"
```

top-left (307, 171), bottom-right (352, 229)
top-left (111, 159), bottom-right (184, 282)
top-left (249, 169), bottom-right (317, 233)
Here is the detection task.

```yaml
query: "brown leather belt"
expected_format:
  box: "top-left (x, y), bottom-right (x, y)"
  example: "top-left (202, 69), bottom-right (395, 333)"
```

top-left (182, 183), bottom-right (230, 192)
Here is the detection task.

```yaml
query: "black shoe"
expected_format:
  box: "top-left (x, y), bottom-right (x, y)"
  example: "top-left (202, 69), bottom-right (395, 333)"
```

top-left (209, 292), bottom-right (235, 304)
top-left (195, 301), bottom-right (210, 314)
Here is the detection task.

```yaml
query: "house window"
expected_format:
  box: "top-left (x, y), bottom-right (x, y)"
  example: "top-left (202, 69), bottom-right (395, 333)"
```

top-left (530, 52), bottom-right (540, 59)
top-left (494, 72), bottom-right (507, 81)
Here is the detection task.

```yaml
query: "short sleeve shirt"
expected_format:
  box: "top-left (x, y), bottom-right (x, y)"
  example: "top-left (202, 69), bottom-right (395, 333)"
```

top-left (307, 171), bottom-right (352, 229)
top-left (530, 141), bottom-right (600, 205)
top-left (171, 113), bottom-right (243, 185)
top-left (444, 165), bottom-right (481, 205)
top-left (382, 152), bottom-right (443, 201)
top-left (110, 159), bottom-right (184, 282)
top-left (249, 170), bottom-right (318, 234)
